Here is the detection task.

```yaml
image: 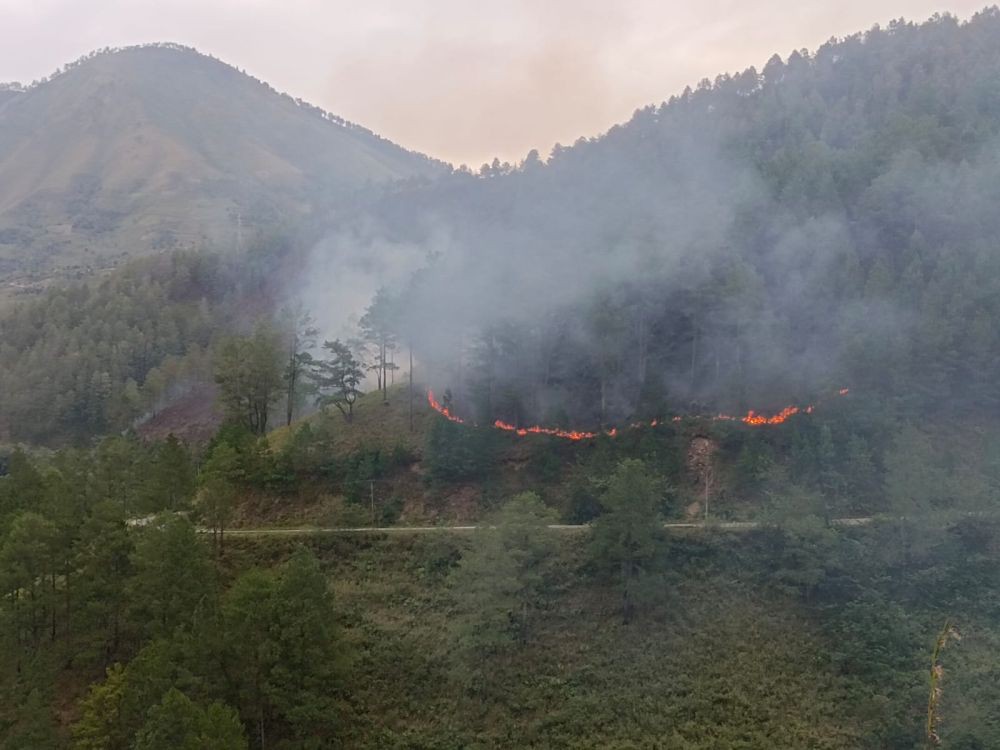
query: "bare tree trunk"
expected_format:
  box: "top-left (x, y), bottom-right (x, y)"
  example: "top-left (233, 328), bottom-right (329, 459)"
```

top-left (381, 336), bottom-right (388, 403)
top-left (50, 573), bottom-right (57, 641)
top-left (621, 560), bottom-right (632, 625)
top-left (286, 335), bottom-right (297, 427)
top-left (736, 319), bottom-right (743, 381)
top-left (488, 333), bottom-right (497, 417)
top-left (637, 310), bottom-right (647, 384)
top-left (690, 316), bottom-right (698, 389)
top-left (409, 345), bottom-right (414, 432)
top-left (600, 378), bottom-right (608, 425)
top-left (64, 570), bottom-right (71, 639)
top-left (704, 467), bottom-right (712, 523)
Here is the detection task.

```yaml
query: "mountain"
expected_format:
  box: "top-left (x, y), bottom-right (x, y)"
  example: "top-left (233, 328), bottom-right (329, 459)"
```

top-left (0, 44), bottom-right (445, 287)
top-left (8, 10), bottom-right (1000, 446)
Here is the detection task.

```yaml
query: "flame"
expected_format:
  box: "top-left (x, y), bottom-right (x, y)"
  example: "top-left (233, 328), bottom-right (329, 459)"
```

top-left (740, 406), bottom-right (801, 426)
top-left (493, 419), bottom-right (598, 440)
top-left (426, 389), bottom-right (464, 424)
top-left (426, 388), bottom-right (849, 441)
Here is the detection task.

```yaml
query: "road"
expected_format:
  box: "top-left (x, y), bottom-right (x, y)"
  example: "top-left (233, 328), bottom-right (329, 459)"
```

top-left (216, 517), bottom-right (876, 537)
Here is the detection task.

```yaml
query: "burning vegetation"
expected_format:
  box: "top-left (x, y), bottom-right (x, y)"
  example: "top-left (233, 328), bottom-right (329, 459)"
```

top-left (427, 387), bottom-right (850, 440)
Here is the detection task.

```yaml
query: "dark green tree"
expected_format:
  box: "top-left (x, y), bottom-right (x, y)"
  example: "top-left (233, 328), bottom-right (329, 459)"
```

top-left (0, 512), bottom-right (59, 647)
top-left (134, 688), bottom-right (247, 750)
top-left (142, 436), bottom-right (197, 513)
top-left (310, 339), bottom-right (364, 423)
top-left (198, 443), bottom-right (241, 555)
top-left (73, 501), bottom-right (134, 664)
top-left (449, 492), bottom-right (557, 655)
top-left (590, 459), bottom-right (664, 623)
top-left (126, 515), bottom-right (215, 640)
top-left (214, 322), bottom-right (284, 435)
top-left (220, 546), bottom-right (342, 747)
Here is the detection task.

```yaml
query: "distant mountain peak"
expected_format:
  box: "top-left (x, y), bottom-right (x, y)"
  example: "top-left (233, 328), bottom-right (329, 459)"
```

top-left (0, 43), bottom-right (448, 285)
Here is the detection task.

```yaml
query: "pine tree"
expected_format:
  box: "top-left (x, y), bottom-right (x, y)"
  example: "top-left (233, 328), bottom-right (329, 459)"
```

top-left (590, 460), bottom-right (664, 623)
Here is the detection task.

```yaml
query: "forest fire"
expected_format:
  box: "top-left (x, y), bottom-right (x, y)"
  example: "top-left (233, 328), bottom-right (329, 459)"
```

top-left (426, 388), bottom-right (849, 441)
top-left (425, 389), bottom-right (464, 424)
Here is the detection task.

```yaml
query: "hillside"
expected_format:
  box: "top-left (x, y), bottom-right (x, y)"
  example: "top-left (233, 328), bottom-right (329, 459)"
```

top-left (11, 8), bottom-right (1000, 750)
top-left (8, 14), bottom-right (1000, 446)
top-left (328, 9), bottom-right (1000, 435)
top-left (0, 44), bottom-right (445, 294)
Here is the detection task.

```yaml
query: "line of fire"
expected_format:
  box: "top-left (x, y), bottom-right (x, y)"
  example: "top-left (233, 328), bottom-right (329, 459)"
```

top-left (426, 388), bottom-right (851, 441)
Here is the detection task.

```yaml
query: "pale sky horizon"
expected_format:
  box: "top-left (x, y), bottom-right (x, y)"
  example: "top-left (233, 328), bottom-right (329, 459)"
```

top-left (0, 1), bottom-right (991, 166)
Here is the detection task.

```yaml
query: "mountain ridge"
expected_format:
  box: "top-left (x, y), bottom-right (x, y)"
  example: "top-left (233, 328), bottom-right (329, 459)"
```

top-left (0, 43), bottom-right (447, 292)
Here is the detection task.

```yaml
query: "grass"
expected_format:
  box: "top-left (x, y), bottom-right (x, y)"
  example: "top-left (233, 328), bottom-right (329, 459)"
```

top-left (269, 384), bottom-right (433, 457)
top-left (222, 531), bottom-right (932, 749)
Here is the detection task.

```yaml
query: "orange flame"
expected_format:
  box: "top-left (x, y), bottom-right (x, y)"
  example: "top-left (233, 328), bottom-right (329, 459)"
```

top-left (426, 388), bottom-right (849, 441)
top-left (426, 389), bottom-right (464, 424)
top-left (493, 419), bottom-right (598, 440)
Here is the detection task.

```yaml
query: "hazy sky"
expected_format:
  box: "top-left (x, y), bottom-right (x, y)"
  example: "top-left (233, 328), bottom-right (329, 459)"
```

top-left (0, 1), bottom-right (988, 165)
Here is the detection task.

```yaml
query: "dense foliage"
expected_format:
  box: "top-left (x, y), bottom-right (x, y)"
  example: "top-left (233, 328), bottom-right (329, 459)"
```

top-left (0, 252), bottom-right (227, 443)
top-left (0, 388), bottom-right (996, 747)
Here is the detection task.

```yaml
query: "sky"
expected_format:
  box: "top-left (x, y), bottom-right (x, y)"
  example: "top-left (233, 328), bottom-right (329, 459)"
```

top-left (0, 1), bottom-right (989, 166)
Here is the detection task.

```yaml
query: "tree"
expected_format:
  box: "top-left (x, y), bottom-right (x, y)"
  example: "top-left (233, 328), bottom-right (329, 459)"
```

top-left (589, 460), bottom-right (664, 623)
top-left (0, 449), bottom-right (44, 534)
top-left (267, 546), bottom-right (343, 740)
top-left (90, 436), bottom-right (143, 516)
top-left (425, 417), bottom-right (497, 483)
top-left (134, 688), bottom-right (247, 750)
top-left (0, 512), bottom-right (59, 648)
top-left (359, 287), bottom-right (399, 403)
top-left (588, 293), bottom-right (627, 424)
top-left (198, 443), bottom-right (241, 555)
top-left (883, 425), bottom-right (952, 567)
top-left (885, 425), bottom-right (951, 515)
top-left (73, 663), bottom-right (131, 750)
top-left (142, 436), bottom-right (196, 513)
top-left (3, 688), bottom-right (59, 750)
top-left (449, 492), bottom-right (557, 656)
top-left (74, 638), bottom-right (193, 750)
top-left (220, 547), bottom-right (342, 747)
top-left (127, 515), bottom-right (215, 640)
top-left (73, 501), bottom-right (133, 664)
top-left (310, 339), bottom-right (364, 422)
top-left (214, 322), bottom-right (284, 435)
top-left (279, 305), bottom-right (318, 427)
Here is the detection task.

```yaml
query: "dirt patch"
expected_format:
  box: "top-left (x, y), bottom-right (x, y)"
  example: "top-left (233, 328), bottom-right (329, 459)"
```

top-left (135, 383), bottom-right (222, 444)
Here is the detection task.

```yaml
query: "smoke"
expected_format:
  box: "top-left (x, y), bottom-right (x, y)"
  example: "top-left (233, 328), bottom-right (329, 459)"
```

top-left (298, 217), bottom-right (453, 344)
top-left (296, 13), bottom-right (1000, 426)
top-left (299, 119), bottom-right (785, 423)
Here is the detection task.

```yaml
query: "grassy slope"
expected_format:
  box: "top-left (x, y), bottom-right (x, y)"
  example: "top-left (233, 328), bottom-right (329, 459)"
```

top-left (270, 384), bottom-right (434, 458)
top-left (262, 386), bottom-right (786, 528)
top-left (221, 531), bottom-right (932, 749)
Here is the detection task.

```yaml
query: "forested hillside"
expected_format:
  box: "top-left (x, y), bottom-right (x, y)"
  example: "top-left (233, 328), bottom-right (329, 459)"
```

top-left (327, 9), bottom-right (1000, 431)
top-left (7, 12), bottom-right (1000, 446)
top-left (6, 9), bottom-right (1000, 748)
top-left (2, 429), bottom-right (1000, 748)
